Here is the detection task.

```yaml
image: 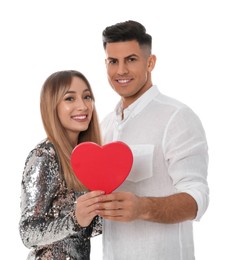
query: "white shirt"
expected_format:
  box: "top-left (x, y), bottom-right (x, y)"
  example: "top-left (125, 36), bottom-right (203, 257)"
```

top-left (101, 85), bottom-right (209, 260)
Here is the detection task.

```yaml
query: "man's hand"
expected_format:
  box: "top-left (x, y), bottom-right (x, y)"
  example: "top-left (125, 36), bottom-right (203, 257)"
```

top-left (97, 191), bottom-right (143, 222)
top-left (97, 191), bottom-right (197, 224)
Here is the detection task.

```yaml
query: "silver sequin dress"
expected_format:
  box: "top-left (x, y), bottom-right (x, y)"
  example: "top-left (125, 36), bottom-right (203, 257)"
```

top-left (19, 139), bottom-right (102, 260)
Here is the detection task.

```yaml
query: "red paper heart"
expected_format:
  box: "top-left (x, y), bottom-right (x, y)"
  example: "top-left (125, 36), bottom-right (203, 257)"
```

top-left (70, 141), bottom-right (133, 194)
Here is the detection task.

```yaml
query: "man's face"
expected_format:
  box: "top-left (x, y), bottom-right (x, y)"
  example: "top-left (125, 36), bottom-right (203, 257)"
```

top-left (105, 40), bottom-right (156, 108)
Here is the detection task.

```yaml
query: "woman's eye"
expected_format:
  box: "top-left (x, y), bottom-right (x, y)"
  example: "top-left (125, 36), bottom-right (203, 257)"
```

top-left (64, 96), bottom-right (74, 101)
top-left (84, 95), bottom-right (92, 100)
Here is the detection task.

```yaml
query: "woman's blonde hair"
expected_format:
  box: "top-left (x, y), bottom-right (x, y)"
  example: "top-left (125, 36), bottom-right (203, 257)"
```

top-left (40, 70), bottom-right (102, 191)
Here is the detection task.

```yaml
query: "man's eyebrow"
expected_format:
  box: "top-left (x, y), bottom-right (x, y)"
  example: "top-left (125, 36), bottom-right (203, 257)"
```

top-left (107, 54), bottom-right (138, 60)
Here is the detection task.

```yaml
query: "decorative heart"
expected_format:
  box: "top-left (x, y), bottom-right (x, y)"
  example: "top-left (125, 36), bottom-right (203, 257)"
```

top-left (70, 141), bottom-right (133, 194)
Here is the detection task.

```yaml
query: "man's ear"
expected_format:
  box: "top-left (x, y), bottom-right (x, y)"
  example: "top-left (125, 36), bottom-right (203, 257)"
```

top-left (147, 55), bottom-right (156, 72)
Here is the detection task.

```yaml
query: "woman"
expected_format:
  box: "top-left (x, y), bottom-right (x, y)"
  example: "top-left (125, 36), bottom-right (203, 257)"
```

top-left (19, 70), bottom-right (103, 259)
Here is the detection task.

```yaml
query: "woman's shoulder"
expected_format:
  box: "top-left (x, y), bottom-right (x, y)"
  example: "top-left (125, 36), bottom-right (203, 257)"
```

top-left (25, 139), bottom-right (58, 166)
top-left (23, 139), bottom-right (61, 182)
top-left (34, 139), bottom-right (57, 156)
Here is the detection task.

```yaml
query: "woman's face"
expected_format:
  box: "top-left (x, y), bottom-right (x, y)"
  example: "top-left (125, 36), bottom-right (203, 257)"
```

top-left (57, 76), bottom-right (94, 144)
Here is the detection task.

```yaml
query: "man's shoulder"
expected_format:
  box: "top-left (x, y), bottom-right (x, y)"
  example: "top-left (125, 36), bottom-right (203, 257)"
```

top-left (155, 91), bottom-right (188, 110)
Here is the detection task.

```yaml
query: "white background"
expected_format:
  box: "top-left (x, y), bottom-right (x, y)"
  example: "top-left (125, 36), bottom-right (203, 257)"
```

top-left (0, 0), bottom-right (231, 259)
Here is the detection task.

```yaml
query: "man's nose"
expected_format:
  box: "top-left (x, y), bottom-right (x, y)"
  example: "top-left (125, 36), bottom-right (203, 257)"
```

top-left (117, 62), bottom-right (129, 75)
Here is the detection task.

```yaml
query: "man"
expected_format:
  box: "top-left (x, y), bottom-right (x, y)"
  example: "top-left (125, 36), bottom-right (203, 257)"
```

top-left (97, 20), bottom-right (209, 260)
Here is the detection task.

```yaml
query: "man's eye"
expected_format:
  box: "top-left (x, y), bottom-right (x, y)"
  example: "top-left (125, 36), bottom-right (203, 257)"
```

top-left (128, 57), bottom-right (136, 62)
top-left (109, 60), bottom-right (117, 65)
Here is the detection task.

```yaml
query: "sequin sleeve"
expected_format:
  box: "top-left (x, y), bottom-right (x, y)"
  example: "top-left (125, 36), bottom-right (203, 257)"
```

top-left (19, 141), bottom-right (91, 249)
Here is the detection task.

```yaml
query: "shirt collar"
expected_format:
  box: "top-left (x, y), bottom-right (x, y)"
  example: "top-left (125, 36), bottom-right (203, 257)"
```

top-left (115, 85), bottom-right (160, 121)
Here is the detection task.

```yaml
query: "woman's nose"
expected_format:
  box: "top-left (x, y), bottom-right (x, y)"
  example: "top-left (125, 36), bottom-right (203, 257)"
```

top-left (76, 100), bottom-right (87, 110)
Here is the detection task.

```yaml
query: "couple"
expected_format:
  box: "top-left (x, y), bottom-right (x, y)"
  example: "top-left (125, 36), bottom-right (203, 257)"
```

top-left (19, 20), bottom-right (209, 260)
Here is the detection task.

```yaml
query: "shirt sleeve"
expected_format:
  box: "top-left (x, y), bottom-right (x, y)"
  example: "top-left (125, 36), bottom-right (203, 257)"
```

top-left (19, 144), bottom-right (90, 248)
top-left (163, 106), bottom-right (209, 221)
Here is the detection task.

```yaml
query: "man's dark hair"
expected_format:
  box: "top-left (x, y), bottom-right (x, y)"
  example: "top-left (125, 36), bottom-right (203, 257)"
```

top-left (102, 20), bottom-right (152, 52)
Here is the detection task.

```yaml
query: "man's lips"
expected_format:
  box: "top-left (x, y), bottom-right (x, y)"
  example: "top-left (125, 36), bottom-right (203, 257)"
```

top-left (117, 79), bottom-right (130, 84)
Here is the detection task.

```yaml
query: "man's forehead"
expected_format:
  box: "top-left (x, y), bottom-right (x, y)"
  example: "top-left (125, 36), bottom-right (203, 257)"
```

top-left (105, 41), bottom-right (141, 59)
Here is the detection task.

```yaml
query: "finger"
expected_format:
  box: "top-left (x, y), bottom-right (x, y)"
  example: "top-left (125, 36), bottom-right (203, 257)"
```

top-left (87, 190), bottom-right (105, 198)
top-left (101, 192), bottom-right (126, 202)
top-left (98, 200), bottom-right (122, 210)
top-left (77, 190), bottom-right (105, 203)
top-left (76, 198), bottom-right (102, 215)
top-left (97, 208), bottom-right (123, 217)
top-left (85, 203), bottom-right (101, 214)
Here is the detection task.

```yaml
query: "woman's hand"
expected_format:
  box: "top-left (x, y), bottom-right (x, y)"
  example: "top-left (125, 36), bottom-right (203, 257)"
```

top-left (75, 190), bottom-right (105, 227)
